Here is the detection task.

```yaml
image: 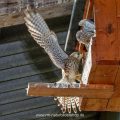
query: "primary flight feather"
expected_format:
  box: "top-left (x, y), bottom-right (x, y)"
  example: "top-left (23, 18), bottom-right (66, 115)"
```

top-left (24, 7), bottom-right (83, 83)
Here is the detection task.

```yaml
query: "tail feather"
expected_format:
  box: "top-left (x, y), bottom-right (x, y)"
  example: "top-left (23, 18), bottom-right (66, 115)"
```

top-left (54, 96), bottom-right (81, 113)
top-left (71, 97), bottom-right (77, 113)
top-left (67, 97), bottom-right (71, 113)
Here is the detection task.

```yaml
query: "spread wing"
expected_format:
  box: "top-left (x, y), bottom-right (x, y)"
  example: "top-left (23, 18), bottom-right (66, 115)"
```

top-left (24, 8), bottom-right (68, 69)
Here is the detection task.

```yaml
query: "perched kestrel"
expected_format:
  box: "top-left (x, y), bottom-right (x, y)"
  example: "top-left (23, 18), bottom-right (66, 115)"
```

top-left (76, 29), bottom-right (95, 45)
top-left (79, 19), bottom-right (96, 33)
top-left (76, 19), bottom-right (96, 50)
top-left (24, 7), bottom-right (83, 113)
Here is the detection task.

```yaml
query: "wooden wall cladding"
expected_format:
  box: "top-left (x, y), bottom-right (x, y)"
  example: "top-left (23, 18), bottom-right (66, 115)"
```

top-left (82, 0), bottom-right (120, 112)
top-left (93, 0), bottom-right (118, 61)
top-left (116, 0), bottom-right (120, 18)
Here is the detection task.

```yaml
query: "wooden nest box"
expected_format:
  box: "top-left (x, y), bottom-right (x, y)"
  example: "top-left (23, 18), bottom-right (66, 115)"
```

top-left (27, 0), bottom-right (120, 112)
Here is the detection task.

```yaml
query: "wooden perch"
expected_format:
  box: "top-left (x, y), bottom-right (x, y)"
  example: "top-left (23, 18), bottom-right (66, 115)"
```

top-left (27, 82), bottom-right (114, 99)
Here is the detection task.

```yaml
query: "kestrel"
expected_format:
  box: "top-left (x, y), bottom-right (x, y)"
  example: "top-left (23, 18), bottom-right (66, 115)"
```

top-left (24, 7), bottom-right (83, 113)
top-left (76, 19), bottom-right (96, 50)
top-left (76, 29), bottom-right (95, 45)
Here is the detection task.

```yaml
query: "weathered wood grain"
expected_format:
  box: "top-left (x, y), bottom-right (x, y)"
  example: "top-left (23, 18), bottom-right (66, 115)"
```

top-left (0, 97), bottom-right (56, 116)
top-left (116, 0), bottom-right (120, 18)
top-left (27, 83), bottom-right (114, 99)
top-left (106, 67), bottom-right (120, 111)
top-left (0, 0), bottom-right (17, 4)
top-left (0, 61), bottom-right (58, 82)
top-left (0, 45), bottom-right (64, 70)
top-left (0, 2), bottom-right (73, 28)
top-left (81, 0), bottom-right (120, 112)
top-left (0, 70), bottom-right (61, 94)
top-left (90, 65), bottom-right (119, 84)
top-left (117, 21), bottom-right (120, 60)
top-left (84, 99), bottom-right (108, 111)
top-left (0, 51), bottom-right (46, 70)
top-left (94, 0), bottom-right (118, 61)
top-left (0, 40), bottom-right (39, 57)
top-left (0, 89), bottom-right (31, 105)
top-left (0, 104), bottom-right (61, 120)
top-left (0, 31), bottom-right (66, 57)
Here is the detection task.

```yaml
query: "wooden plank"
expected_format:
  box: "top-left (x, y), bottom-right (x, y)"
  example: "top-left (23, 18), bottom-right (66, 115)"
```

top-left (88, 65), bottom-right (118, 111)
top-left (0, 0), bottom-right (17, 4)
top-left (84, 99), bottom-right (108, 111)
top-left (27, 83), bottom-right (114, 99)
top-left (87, 65), bottom-right (118, 110)
top-left (0, 70), bottom-right (60, 94)
top-left (0, 5), bottom-right (18, 16)
top-left (107, 98), bottom-right (120, 112)
top-left (94, 0), bottom-right (118, 61)
top-left (0, 51), bottom-right (46, 70)
top-left (90, 65), bottom-right (119, 84)
top-left (0, 2), bottom-right (73, 28)
top-left (79, 98), bottom-right (87, 110)
top-left (0, 16), bottom-right (69, 43)
top-left (0, 44), bottom-right (64, 70)
top-left (0, 97), bottom-right (55, 116)
top-left (0, 40), bottom-right (39, 57)
top-left (0, 31), bottom-right (66, 57)
top-left (0, 89), bottom-right (30, 105)
top-left (0, 105), bottom-right (60, 120)
top-left (116, 0), bottom-right (120, 18)
top-left (85, 65), bottom-right (117, 111)
top-left (0, 61), bottom-right (58, 82)
top-left (88, 65), bottom-right (97, 82)
top-left (84, 0), bottom-right (120, 112)
top-left (117, 22), bottom-right (120, 59)
top-left (106, 67), bottom-right (120, 111)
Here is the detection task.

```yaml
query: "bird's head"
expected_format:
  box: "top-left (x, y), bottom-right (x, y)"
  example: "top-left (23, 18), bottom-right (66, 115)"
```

top-left (70, 52), bottom-right (83, 61)
top-left (78, 19), bottom-right (87, 26)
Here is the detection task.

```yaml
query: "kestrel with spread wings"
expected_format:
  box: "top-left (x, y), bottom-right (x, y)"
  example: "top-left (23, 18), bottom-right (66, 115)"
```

top-left (24, 7), bottom-right (83, 113)
top-left (76, 19), bottom-right (96, 50)
top-left (24, 7), bottom-right (83, 84)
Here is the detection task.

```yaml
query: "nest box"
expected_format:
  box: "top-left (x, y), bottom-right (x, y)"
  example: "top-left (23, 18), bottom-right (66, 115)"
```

top-left (27, 0), bottom-right (120, 112)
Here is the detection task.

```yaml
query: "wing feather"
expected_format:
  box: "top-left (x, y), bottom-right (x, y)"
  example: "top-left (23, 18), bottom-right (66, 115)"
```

top-left (24, 8), bottom-right (68, 69)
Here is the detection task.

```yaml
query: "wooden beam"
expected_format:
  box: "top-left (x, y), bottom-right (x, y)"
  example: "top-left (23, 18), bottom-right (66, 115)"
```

top-left (27, 83), bottom-right (114, 99)
top-left (0, 2), bottom-right (73, 28)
